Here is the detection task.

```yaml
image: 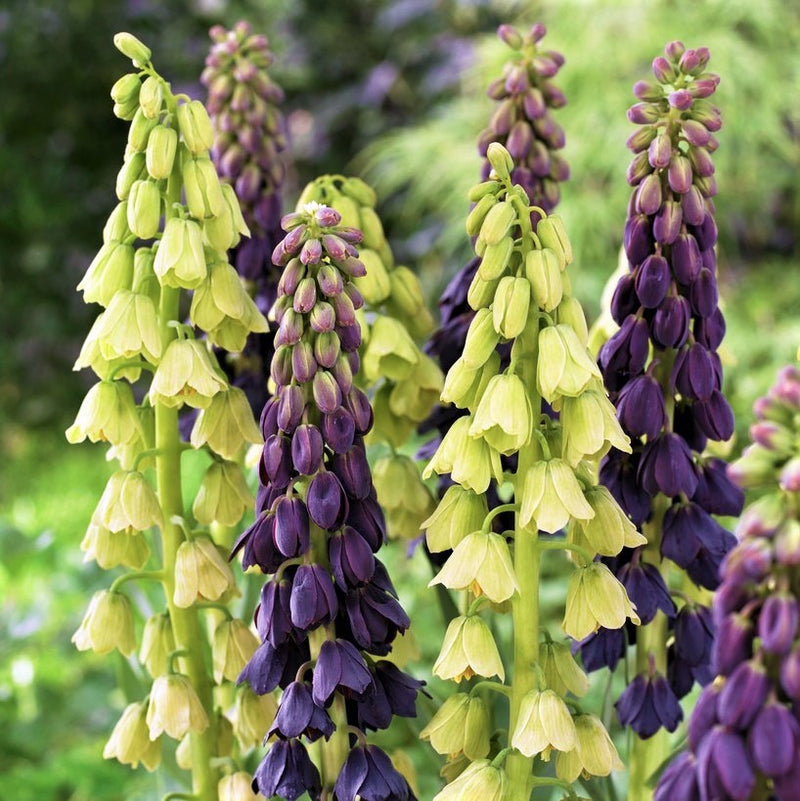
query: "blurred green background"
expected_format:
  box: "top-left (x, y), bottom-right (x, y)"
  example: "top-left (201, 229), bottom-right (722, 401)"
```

top-left (1, 0), bottom-right (798, 799)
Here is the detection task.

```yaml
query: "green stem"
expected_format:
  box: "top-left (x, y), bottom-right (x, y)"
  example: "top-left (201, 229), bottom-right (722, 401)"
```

top-left (109, 569), bottom-right (164, 593)
top-left (481, 502), bottom-right (519, 533)
top-left (470, 680), bottom-right (512, 698)
top-left (537, 538), bottom-right (593, 565)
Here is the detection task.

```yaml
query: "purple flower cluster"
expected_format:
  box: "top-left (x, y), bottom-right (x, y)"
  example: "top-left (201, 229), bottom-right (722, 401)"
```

top-left (233, 204), bottom-right (421, 800)
top-left (656, 365), bottom-right (800, 801)
top-left (202, 21), bottom-right (288, 414)
top-left (578, 42), bottom-right (743, 736)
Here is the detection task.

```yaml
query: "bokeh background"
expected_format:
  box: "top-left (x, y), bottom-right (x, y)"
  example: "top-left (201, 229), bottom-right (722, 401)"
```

top-left (1, 0), bottom-right (798, 799)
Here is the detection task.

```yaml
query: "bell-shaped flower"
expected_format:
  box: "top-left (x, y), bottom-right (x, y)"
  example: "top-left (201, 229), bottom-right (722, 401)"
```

top-left (268, 680), bottom-right (335, 742)
top-left (563, 562), bottom-right (640, 640)
top-left (430, 530), bottom-right (519, 603)
top-left (103, 701), bottom-right (161, 771)
top-left (422, 485), bottom-right (488, 553)
top-left (311, 639), bottom-right (373, 707)
top-left (469, 373), bottom-right (533, 455)
top-left (432, 759), bottom-right (509, 801)
top-left (520, 458), bottom-right (595, 534)
top-left (432, 615), bottom-right (504, 683)
top-left (333, 744), bottom-right (414, 801)
top-left (373, 454), bottom-right (436, 541)
top-left (149, 338), bottom-right (227, 409)
top-left (153, 217), bottom-right (207, 289)
top-left (441, 353), bottom-right (499, 411)
top-left (190, 385), bottom-right (262, 460)
top-left (146, 673), bottom-right (210, 740)
top-left (193, 460), bottom-right (253, 526)
top-left (537, 323), bottom-right (601, 402)
top-left (511, 688), bottom-right (577, 757)
top-left (555, 714), bottom-right (624, 782)
top-left (81, 522), bottom-right (150, 570)
top-left (139, 613), bottom-right (175, 678)
top-left (77, 240), bottom-right (135, 307)
top-left (173, 536), bottom-right (236, 608)
top-left (72, 590), bottom-right (137, 656)
top-left (572, 485), bottom-right (646, 556)
top-left (558, 388), bottom-right (631, 466)
top-left (212, 618), bottom-right (259, 684)
top-left (232, 687), bottom-right (278, 752)
top-left (420, 693), bottom-right (491, 760)
top-left (615, 672), bottom-right (683, 738)
top-left (93, 469), bottom-right (163, 533)
top-left (252, 739), bottom-right (321, 801)
top-left (361, 316), bottom-right (420, 382)
top-left (540, 640), bottom-right (589, 698)
top-left (218, 772), bottom-right (259, 801)
top-left (66, 380), bottom-right (143, 447)
top-left (90, 289), bottom-right (162, 363)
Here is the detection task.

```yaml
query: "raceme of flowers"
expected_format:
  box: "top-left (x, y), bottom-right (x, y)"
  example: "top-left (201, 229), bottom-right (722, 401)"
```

top-left (68, 32), bottom-right (269, 799)
top-left (232, 201), bottom-right (423, 801)
top-left (656, 363), bottom-right (800, 801)
top-left (578, 41), bottom-right (742, 746)
top-left (421, 142), bottom-right (639, 801)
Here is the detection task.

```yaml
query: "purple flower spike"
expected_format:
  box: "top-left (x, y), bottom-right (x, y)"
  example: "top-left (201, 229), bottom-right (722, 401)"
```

top-left (311, 639), bottom-right (373, 707)
top-left (289, 564), bottom-right (338, 630)
top-left (333, 745), bottom-right (413, 801)
top-left (615, 672), bottom-right (683, 738)
top-left (268, 680), bottom-right (335, 742)
top-left (253, 739), bottom-right (322, 801)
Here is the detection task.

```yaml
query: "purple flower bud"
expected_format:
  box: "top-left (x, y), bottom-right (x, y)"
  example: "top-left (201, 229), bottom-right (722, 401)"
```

top-left (747, 702), bottom-right (799, 778)
top-left (654, 752), bottom-right (699, 801)
top-left (717, 660), bottom-right (769, 729)
top-left (668, 155), bottom-right (693, 193)
top-left (635, 254), bottom-right (672, 308)
top-left (636, 172), bottom-right (663, 215)
top-left (610, 273), bottom-right (640, 324)
top-left (652, 55), bottom-right (678, 84)
top-left (332, 443), bottom-right (372, 500)
top-left (653, 200), bottom-right (683, 244)
top-left (310, 302), bottom-right (336, 333)
top-left (628, 102), bottom-right (661, 125)
top-left (671, 233), bottom-right (702, 285)
top-left (695, 727), bottom-right (755, 801)
top-left (312, 370), bottom-right (342, 414)
top-left (627, 152), bottom-right (653, 185)
top-left (253, 739), bottom-right (322, 801)
top-left (600, 449), bottom-right (652, 526)
top-left (256, 577), bottom-right (296, 646)
top-left (331, 353), bottom-right (354, 395)
top-left (312, 639), bottom-right (373, 707)
top-left (781, 646), bottom-right (800, 700)
top-left (694, 306), bottom-right (726, 350)
top-left (300, 238), bottom-right (322, 266)
top-left (234, 512), bottom-right (282, 573)
top-left (347, 494), bottom-right (387, 553)
top-left (276, 385), bottom-right (304, 433)
top-left (507, 120), bottom-right (534, 160)
top-left (278, 259), bottom-right (306, 296)
top-left (651, 294), bottom-right (691, 349)
top-left (674, 604), bottom-right (713, 667)
top-left (600, 316), bottom-right (650, 392)
top-left (291, 340), bottom-right (318, 383)
top-left (616, 374), bottom-right (668, 440)
top-left (693, 212), bottom-right (718, 250)
top-left (639, 433), bottom-right (698, 498)
top-left (269, 680), bottom-right (335, 741)
top-left (307, 471), bottom-right (349, 530)
top-left (273, 496), bottom-right (310, 558)
top-left (260, 397), bottom-right (279, 439)
top-left (688, 144), bottom-right (715, 177)
top-left (291, 424), bottom-right (324, 476)
top-left (617, 559), bottom-right (676, 624)
top-left (313, 331), bottom-right (341, 369)
top-left (281, 224), bottom-right (307, 256)
top-left (261, 434), bottom-right (292, 488)
top-left (271, 345), bottom-right (293, 386)
top-left (691, 458), bottom-right (744, 517)
top-left (322, 407), bottom-right (356, 454)
top-left (627, 124), bottom-right (658, 153)
top-left (616, 672), bottom-right (683, 738)
top-left (648, 133), bottom-right (672, 169)
top-left (330, 526), bottom-right (376, 589)
top-left (575, 626), bottom-right (627, 673)
top-left (669, 89), bottom-right (694, 110)
top-left (758, 594), bottom-right (799, 655)
top-left (671, 343), bottom-right (716, 402)
top-left (317, 262), bottom-right (344, 297)
top-left (344, 581), bottom-right (410, 656)
top-left (276, 309), bottom-right (304, 347)
top-left (345, 388), bottom-right (374, 434)
top-left (290, 564), bottom-right (338, 630)
top-left (331, 292), bottom-right (357, 327)
top-left (336, 322), bottom-right (362, 353)
top-left (688, 683), bottom-right (719, 751)
top-left (333, 745), bottom-right (412, 801)
top-left (624, 214), bottom-right (654, 266)
top-left (693, 390), bottom-right (735, 441)
top-left (293, 276), bottom-right (317, 313)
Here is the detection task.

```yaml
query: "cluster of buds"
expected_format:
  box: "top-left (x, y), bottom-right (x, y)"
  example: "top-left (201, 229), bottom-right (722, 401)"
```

top-left (69, 33), bottom-right (270, 797)
top-left (233, 202), bottom-right (422, 799)
top-left (297, 175), bottom-right (441, 541)
top-left (202, 21), bottom-right (288, 418)
top-left (421, 143), bottom-right (638, 799)
top-left (657, 364), bottom-right (800, 801)
top-left (578, 42), bottom-right (742, 741)
top-left (422, 22), bottom-right (569, 553)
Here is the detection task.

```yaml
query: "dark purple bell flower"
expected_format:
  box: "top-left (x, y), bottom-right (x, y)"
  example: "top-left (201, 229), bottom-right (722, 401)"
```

top-left (624, 213), bottom-right (653, 266)
top-left (615, 672), bottom-right (683, 738)
top-left (371, 660), bottom-right (425, 719)
top-left (273, 496), bottom-right (310, 558)
top-left (307, 471), bottom-right (349, 530)
top-left (290, 564), bottom-right (338, 630)
top-left (332, 443), bottom-right (372, 500)
top-left (355, 670), bottom-right (394, 731)
top-left (639, 433), bottom-right (698, 498)
top-left (291, 424), bottom-right (324, 475)
top-left (346, 492), bottom-right (387, 553)
top-left (599, 316), bottom-right (650, 392)
top-left (238, 638), bottom-right (309, 695)
top-left (687, 683), bottom-right (719, 751)
top-left (233, 513), bottom-right (283, 574)
top-left (672, 401), bottom-right (708, 453)
top-left (312, 639), bottom-right (373, 707)
top-left (671, 232), bottom-right (702, 285)
top-left (575, 626), bottom-right (627, 672)
top-left (616, 559), bottom-right (675, 624)
top-left (694, 307), bottom-right (726, 350)
top-left (333, 745), bottom-right (412, 801)
top-left (651, 294), bottom-right (691, 349)
top-left (654, 752), bottom-right (699, 801)
top-left (689, 267), bottom-right (718, 318)
top-left (253, 739), bottom-right (322, 801)
top-left (747, 701), bottom-right (798, 778)
top-left (691, 458), bottom-right (744, 517)
top-left (695, 726), bottom-right (755, 801)
top-left (322, 407), bottom-right (357, 454)
top-left (717, 660), bottom-right (769, 730)
top-left (343, 582), bottom-right (410, 655)
top-left (261, 434), bottom-right (293, 489)
top-left (661, 502), bottom-right (726, 572)
top-left (684, 525), bottom-right (735, 591)
top-left (758, 593), bottom-right (799, 655)
top-left (600, 450), bottom-right (653, 526)
top-left (255, 481), bottom-right (283, 515)
top-left (616, 374), bottom-right (668, 440)
top-left (672, 343), bottom-right (716, 402)
top-left (693, 389), bottom-right (735, 441)
top-left (268, 680), bottom-right (335, 741)
top-left (610, 273), bottom-right (640, 325)
top-left (674, 604), bottom-right (713, 667)
top-left (256, 576), bottom-right (297, 647)
top-left (330, 526), bottom-right (376, 589)
top-left (712, 612), bottom-right (753, 676)
top-left (337, 322), bottom-right (362, 353)
top-left (635, 255), bottom-right (672, 308)
top-left (668, 643), bottom-right (713, 700)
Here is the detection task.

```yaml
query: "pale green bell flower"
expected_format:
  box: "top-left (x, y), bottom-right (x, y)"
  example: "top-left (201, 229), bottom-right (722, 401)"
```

top-left (146, 673), bottom-right (209, 740)
top-left (441, 353), bottom-right (500, 411)
top-left (520, 458), bottom-right (595, 534)
top-left (85, 289), bottom-right (162, 364)
top-left (66, 379), bottom-right (142, 446)
top-left (176, 100), bottom-right (215, 154)
top-left (183, 155), bottom-right (225, 220)
top-left (420, 693), bottom-right (491, 761)
top-left (362, 316), bottom-right (419, 382)
top-left (555, 714), bottom-right (624, 782)
top-left (81, 522), bottom-right (150, 571)
top-left (218, 772), bottom-right (260, 801)
top-left (462, 308), bottom-right (500, 369)
top-left (190, 385), bottom-right (262, 459)
top-left (540, 640), bottom-right (589, 698)
top-left (469, 372), bottom-right (532, 455)
top-left (373, 454), bottom-right (435, 541)
top-left (212, 619), bottom-right (259, 684)
top-left (72, 590), bottom-right (137, 656)
top-left (103, 701), bottom-right (161, 772)
top-left (203, 183), bottom-right (250, 252)
top-left (353, 248), bottom-right (392, 306)
top-left (422, 484), bottom-right (488, 553)
top-left (537, 323), bottom-right (601, 403)
top-left (536, 214), bottom-right (573, 268)
top-left (232, 687), bottom-right (278, 752)
top-left (173, 536), bottom-right (236, 608)
top-left (139, 613), bottom-right (176, 678)
top-left (554, 295), bottom-right (590, 346)
top-left (77, 240), bottom-right (135, 307)
top-left (511, 688), bottom-right (577, 757)
top-left (153, 217), bottom-right (207, 289)
top-left (432, 615), bottom-right (505, 683)
top-left (127, 178), bottom-right (161, 238)
top-left (145, 124), bottom-right (178, 181)
top-left (572, 485), bottom-right (646, 557)
top-left (492, 275), bottom-right (531, 340)
top-left (386, 352), bottom-right (443, 422)
top-left (193, 460), bottom-right (253, 527)
top-left (558, 388), bottom-right (631, 466)
top-left (93, 469), bottom-right (164, 533)
top-left (149, 338), bottom-right (227, 409)
top-left (433, 759), bottom-right (509, 801)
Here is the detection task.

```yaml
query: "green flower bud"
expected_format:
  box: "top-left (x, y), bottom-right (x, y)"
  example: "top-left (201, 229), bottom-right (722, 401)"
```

top-left (466, 193), bottom-right (498, 237)
top-left (81, 522), bottom-right (150, 570)
top-left (78, 241), bottom-right (135, 307)
top-left (72, 590), bottom-right (136, 656)
top-left (329, 194), bottom-right (362, 230)
top-left (420, 693), bottom-right (491, 760)
top-left (541, 640), bottom-right (590, 698)
top-left (86, 289), bottom-right (162, 363)
top-left (113, 32), bottom-right (151, 65)
top-left (559, 388), bottom-right (631, 466)
top-left (469, 373), bottom-right (532, 455)
top-left (358, 205), bottom-right (386, 250)
top-left (128, 108), bottom-right (158, 152)
top-left (462, 308), bottom-right (500, 369)
top-left (422, 484), bottom-right (488, 553)
top-left (232, 687), bottom-right (277, 752)
top-left (537, 323), bottom-right (602, 403)
top-left (138, 75), bottom-right (163, 119)
top-left (127, 179), bottom-right (161, 239)
top-left (190, 386), bottom-right (263, 459)
top-left (93, 469), bottom-right (163, 533)
top-left (373, 455), bottom-right (435, 541)
top-left (554, 294), bottom-right (590, 346)
top-left (103, 701), bottom-right (161, 771)
top-left (555, 714), bottom-right (623, 782)
top-left (353, 248), bottom-right (392, 306)
top-left (183, 155), bottom-right (225, 220)
top-left (572, 485), bottom-right (646, 557)
top-left (362, 316), bottom-right (420, 382)
top-left (177, 100), bottom-right (215, 154)
top-left (103, 202), bottom-right (131, 243)
top-left (340, 176), bottom-right (377, 207)
top-left (153, 217), bottom-right (207, 288)
top-left (433, 615), bottom-right (505, 683)
top-left (441, 352), bottom-right (499, 411)
top-left (386, 352), bottom-right (444, 422)
top-left (486, 142), bottom-right (514, 178)
top-left (150, 338), bottom-right (226, 409)
top-left (204, 183), bottom-right (250, 251)
top-left (113, 96), bottom-right (140, 121)
top-left (477, 236), bottom-right (514, 281)
top-left (423, 415), bottom-right (503, 494)
top-left (219, 772), bottom-right (259, 801)
top-left (386, 264), bottom-right (425, 315)
top-left (563, 562), bottom-right (640, 640)
top-left (467, 273), bottom-right (499, 311)
top-left (193, 460), bottom-right (253, 527)
top-left (173, 536), bottom-right (236, 608)
top-left (145, 124), bottom-right (178, 180)
top-left (146, 673), bottom-right (209, 741)
top-left (433, 759), bottom-right (509, 801)
top-left (139, 613), bottom-right (176, 678)
top-left (431, 530), bottom-right (519, 603)
top-left (536, 214), bottom-right (573, 267)
top-left (492, 276), bottom-right (531, 339)
top-left (115, 151), bottom-right (147, 199)
top-left (525, 248), bottom-right (563, 312)
top-left (520, 458), bottom-right (594, 534)
top-left (511, 688), bottom-right (576, 757)
top-left (468, 180), bottom-right (501, 202)
top-left (212, 619), bottom-right (259, 685)
top-left (66, 379), bottom-right (142, 446)
top-left (110, 73), bottom-right (141, 106)
top-left (479, 200), bottom-right (516, 246)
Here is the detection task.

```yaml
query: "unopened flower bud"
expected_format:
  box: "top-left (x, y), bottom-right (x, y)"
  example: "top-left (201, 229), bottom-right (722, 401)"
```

top-left (536, 214), bottom-right (573, 267)
top-left (113, 32), bottom-right (152, 65)
top-left (139, 613), bottom-right (176, 678)
top-left (477, 236), bottom-right (514, 281)
top-left (177, 99), bottom-right (215, 154)
top-left (183, 155), bottom-right (225, 220)
top-left (127, 179), bottom-right (161, 239)
top-left (541, 639), bottom-right (589, 697)
top-left (492, 275), bottom-right (531, 339)
top-left (138, 75), bottom-right (163, 119)
top-left (486, 141), bottom-right (514, 178)
top-left (526, 248), bottom-right (563, 311)
top-left (111, 73), bottom-right (141, 107)
top-left (145, 124), bottom-right (178, 180)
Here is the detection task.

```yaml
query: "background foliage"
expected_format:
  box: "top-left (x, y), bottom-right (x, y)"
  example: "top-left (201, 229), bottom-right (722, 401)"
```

top-left (1, 0), bottom-right (798, 798)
